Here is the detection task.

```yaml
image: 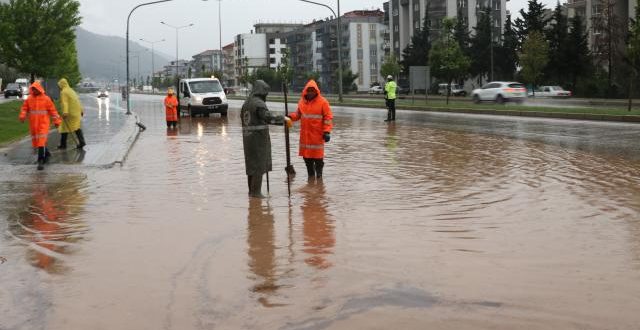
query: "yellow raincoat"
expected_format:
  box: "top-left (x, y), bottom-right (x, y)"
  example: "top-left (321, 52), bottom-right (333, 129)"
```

top-left (57, 78), bottom-right (83, 133)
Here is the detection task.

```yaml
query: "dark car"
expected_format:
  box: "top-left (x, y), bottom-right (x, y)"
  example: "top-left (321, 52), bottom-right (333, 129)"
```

top-left (4, 83), bottom-right (23, 99)
top-left (397, 85), bottom-right (411, 95)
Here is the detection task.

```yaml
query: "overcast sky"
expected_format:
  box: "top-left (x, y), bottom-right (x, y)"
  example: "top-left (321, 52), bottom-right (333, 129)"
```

top-left (78, 0), bottom-right (558, 59)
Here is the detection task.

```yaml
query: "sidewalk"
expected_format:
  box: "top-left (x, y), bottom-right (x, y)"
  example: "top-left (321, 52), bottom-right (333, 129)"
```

top-left (0, 96), bottom-right (141, 167)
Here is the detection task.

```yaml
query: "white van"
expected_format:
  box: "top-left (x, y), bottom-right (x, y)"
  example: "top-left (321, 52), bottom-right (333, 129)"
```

top-left (178, 78), bottom-right (228, 117)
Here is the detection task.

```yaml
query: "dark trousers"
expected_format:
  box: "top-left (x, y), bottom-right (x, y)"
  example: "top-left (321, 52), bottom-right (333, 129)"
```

top-left (386, 98), bottom-right (396, 121)
top-left (166, 121), bottom-right (177, 128)
top-left (59, 129), bottom-right (86, 149)
top-left (37, 147), bottom-right (51, 162)
top-left (304, 158), bottom-right (324, 178)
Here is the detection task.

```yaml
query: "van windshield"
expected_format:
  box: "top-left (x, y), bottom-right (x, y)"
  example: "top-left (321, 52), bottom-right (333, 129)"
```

top-left (189, 81), bottom-right (223, 93)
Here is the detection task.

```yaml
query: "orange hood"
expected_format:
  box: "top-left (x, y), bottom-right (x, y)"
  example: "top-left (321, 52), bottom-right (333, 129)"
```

top-left (30, 81), bottom-right (45, 95)
top-left (302, 80), bottom-right (321, 99)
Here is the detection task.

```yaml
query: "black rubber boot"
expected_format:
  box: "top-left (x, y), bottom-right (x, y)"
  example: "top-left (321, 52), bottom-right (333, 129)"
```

top-left (37, 147), bottom-right (45, 170)
top-left (315, 159), bottom-right (324, 179)
top-left (75, 129), bottom-right (86, 149)
top-left (249, 174), bottom-right (265, 198)
top-left (58, 133), bottom-right (68, 149)
top-left (304, 158), bottom-right (315, 178)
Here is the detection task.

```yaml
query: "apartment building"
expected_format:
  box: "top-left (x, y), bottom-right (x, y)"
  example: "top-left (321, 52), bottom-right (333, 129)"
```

top-left (222, 42), bottom-right (235, 87)
top-left (567, 0), bottom-right (634, 50)
top-left (191, 49), bottom-right (222, 77)
top-left (234, 32), bottom-right (268, 82)
top-left (255, 23), bottom-right (304, 69)
top-left (385, 0), bottom-right (507, 60)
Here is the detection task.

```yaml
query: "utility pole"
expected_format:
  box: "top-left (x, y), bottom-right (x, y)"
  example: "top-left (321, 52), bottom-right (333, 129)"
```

top-left (140, 38), bottom-right (165, 90)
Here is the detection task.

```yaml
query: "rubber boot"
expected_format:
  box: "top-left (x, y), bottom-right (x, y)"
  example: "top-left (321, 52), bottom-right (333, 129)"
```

top-left (315, 159), bottom-right (324, 179)
top-left (304, 158), bottom-right (315, 179)
top-left (249, 175), bottom-right (265, 198)
top-left (75, 129), bottom-right (86, 149)
top-left (37, 147), bottom-right (45, 170)
top-left (58, 133), bottom-right (68, 149)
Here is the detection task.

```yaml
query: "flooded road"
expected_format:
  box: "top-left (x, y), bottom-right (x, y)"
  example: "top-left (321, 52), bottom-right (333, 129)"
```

top-left (1, 94), bottom-right (640, 329)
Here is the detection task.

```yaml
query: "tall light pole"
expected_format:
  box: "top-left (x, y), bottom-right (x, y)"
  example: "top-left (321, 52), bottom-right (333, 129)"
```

top-left (202, 0), bottom-right (223, 74)
top-left (140, 38), bottom-right (165, 90)
top-left (298, 0), bottom-right (343, 102)
top-left (160, 21), bottom-right (194, 80)
top-left (127, 0), bottom-right (174, 115)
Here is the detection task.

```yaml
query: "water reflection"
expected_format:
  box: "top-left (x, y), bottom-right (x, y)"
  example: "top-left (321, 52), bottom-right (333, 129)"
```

top-left (8, 176), bottom-right (88, 274)
top-left (97, 97), bottom-right (110, 121)
top-left (246, 198), bottom-right (286, 307)
top-left (301, 181), bottom-right (335, 270)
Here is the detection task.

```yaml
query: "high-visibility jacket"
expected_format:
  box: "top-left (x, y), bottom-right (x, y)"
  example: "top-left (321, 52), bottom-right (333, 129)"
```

top-left (289, 80), bottom-right (333, 159)
top-left (19, 81), bottom-right (61, 148)
top-left (57, 78), bottom-right (83, 133)
top-left (385, 80), bottom-right (397, 100)
top-left (164, 95), bottom-right (178, 121)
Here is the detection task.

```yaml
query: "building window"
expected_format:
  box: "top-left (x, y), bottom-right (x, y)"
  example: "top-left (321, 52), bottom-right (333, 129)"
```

top-left (370, 48), bottom-right (377, 57)
top-left (369, 24), bottom-right (376, 40)
top-left (269, 48), bottom-right (276, 54)
top-left (414, 20), bottom-right (420, 29)
top-left (392, 9), bottom-right (398, 16)
top-left (414, 2), bottom-right (419, 11)
top-left (394, 24), bottom-right (399, 32)
top-left (357, 24), bottom-right (363, 48)
top-left (269, 38), bottom-right (275, 44)
top-left (270, 58), bottom-right (276, 64)
top-left (394, 40), bottom-right (399, 48)
top-left (357, 49), bottom-right (363, 60)
top-left (358, 61), bottom-right (363, 84)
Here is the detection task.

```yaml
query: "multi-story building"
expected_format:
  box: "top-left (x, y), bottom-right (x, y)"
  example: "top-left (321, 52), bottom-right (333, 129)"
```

top-left (385, 0), bottom-right (506, 60)
top-left (162, 59), bottom-right (191, 78)
top-left (222, 42), bottom-right (235, 87)
top-left (191, 50), bottom-right (222, 77)
top-left (567, 0), bottom-right (633, 51)
top-left (234, 32), bottom-right (267, 85)
top-left (255, 23), bottom-right (304, 69)
top-left (284, 10), bottom-right (387, 92)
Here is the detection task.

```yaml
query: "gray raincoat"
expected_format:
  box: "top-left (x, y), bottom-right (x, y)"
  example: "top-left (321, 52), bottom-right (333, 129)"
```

top-left (241, 80), bottom-right (285, 176)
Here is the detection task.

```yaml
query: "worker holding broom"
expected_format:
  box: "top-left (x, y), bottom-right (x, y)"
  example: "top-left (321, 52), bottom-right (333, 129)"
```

top-left (57, 78), bottom-right (86, 150)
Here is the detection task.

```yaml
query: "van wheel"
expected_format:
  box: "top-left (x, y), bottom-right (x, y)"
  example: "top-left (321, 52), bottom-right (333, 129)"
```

top-left (221, 111), bottom-right (228, 117)
top-left (472, 94), bottom-right (480, 104)
top-left (204, 112), bottom-right (210, 117)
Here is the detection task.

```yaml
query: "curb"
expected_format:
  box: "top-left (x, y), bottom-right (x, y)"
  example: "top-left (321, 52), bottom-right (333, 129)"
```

top-left (92, 113), bottom-right (142, 167)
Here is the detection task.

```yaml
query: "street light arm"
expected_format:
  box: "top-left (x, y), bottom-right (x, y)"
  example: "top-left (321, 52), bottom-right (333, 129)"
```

top-left (127, 0), bottom-right (173, 115)
top-left (298, 0), bottom-right (336, 17)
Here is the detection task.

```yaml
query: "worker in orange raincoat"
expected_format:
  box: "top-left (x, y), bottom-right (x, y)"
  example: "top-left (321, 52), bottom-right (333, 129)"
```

top-left (288, 80), bottom-right (333, 180)
top-left (164, 87), bottom-right (179, 128)
top-left (19, 81), bottom-right (62, 170)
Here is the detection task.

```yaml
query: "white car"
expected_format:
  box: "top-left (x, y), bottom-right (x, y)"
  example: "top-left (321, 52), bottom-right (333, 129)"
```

top-left (532, 86), bottom-right (572, 98)
top-left (97, 90), bottom-right (109, 98)
top-left (178, 78), bottom-right (228, 117)
top-left (368, 85), bottom-right (383, 94)
top-left (471, 81), bottom-right (527, 104)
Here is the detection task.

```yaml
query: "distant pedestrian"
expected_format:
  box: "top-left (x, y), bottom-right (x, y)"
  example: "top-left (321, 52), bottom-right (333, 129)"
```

top-left (384, 75), bottom-right (397, 122)
top-left (164, 87), bottom-right (178, 128)
top-left (57, 78), bottom-right (86, 150)
top-left (241, 80), bottom-right (292, 198)
top-left (19, 81), bottom-right (61, 170)
top-left (287, 80), bottom-right (333, 181)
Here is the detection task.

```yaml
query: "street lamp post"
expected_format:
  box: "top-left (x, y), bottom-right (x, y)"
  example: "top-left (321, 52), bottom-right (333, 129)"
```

top-left (127, 0), bottom-right (174, 115)
top-left (140, 38), bottom-right (165, 90)
top-left (160, 21), bottom-right (194, 80)
top-left (202, 0), bottom-right (223, 74)
top-left (298, 0), bottom-right (343, 102)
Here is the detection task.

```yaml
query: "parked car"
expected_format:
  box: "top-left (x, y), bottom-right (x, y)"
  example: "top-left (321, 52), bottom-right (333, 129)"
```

top-left (471, 81), bottom-right (527, 104)
top-left (224, 87), bottom-right (236, 95)
top-left (178, 77), bottom-right (228, 117)
top-left (531, 85), bottom-right (572, 97)
top-left (397, 85), bottom-right (411, 95)
top-left (438, 83), bottom-right (467, 96)
top-left (368, 85), bottom-right (383, 94)
top-left (4, 83), bottom-right (23, 99)
top-left (97, 90), bottom-right (109, 98)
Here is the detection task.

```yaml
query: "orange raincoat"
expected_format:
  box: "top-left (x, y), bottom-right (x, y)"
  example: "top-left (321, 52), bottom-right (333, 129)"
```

top-left (19, 81), bottom-right (61, 148)
top-left (164, 94), bottom-right (178, 121)
top-left (289, 80), bottom-right (333, 158)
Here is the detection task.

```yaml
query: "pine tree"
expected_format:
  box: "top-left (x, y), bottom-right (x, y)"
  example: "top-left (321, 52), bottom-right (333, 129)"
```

top-left (400, 6), bottom-right (431, 72)
top-left (495, 15), bottom-right (519, 80)
top-left (429, 18), bottom-right (471, 104)
top-left (516, 0), bottom-right (549, 44)
top-left (545, 2), bottom-right (570, 85)
top-left (469, 7), bottom-right (492, 82)
top-left (566, 15), bottom-right (591, 92)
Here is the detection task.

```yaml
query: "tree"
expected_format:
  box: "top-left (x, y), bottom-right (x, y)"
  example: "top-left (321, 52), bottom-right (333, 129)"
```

top-left (0, 0), bottom-right (81, 82)
top-left (625, 0), bottom-right (640, 109)
top-left (495, 15), bottom-right (519, 80)
top-left (566, 15), bottom-right (592, 93)
top-left (515, 0), bottom-right (549, 43)
top-left (429, 18), bottom-right (471, 104)
top-left (380, 54), bottom-right (401, 81)
top-left (50, 39), bottom-right (81, 86)
top-left (592, 0), bottom-right (627, 97)
top-left (335, 69), bottom-right (358, 94)
top-left (545, 2), bottom-right (570, 86)
top-left (469, 7), bottom-right (492, 83)
top-left (400, 6), bottom-right (431, 73)
top-left (519, 31), bottom-right (549, 95)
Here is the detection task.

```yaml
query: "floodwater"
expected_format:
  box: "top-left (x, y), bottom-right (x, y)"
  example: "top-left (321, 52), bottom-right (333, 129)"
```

top-left (1, 95), bottom-right (640, 329)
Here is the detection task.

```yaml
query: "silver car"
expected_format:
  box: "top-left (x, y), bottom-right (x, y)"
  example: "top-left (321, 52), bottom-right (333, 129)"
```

top-left (471, 81), bottom-right (527, 104)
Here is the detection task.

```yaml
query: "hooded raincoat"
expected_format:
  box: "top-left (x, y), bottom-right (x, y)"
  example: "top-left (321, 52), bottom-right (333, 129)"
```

top-left (57, 78), bottom-right (83, 133)
top-left (241, 80), bottom-right (285, 176)
top-left (289, 80), bottom-right (333, 159)
top-left (164, 92), bottom-right (179, 121)
top-left (19, 82), bottom-right (61, 148)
